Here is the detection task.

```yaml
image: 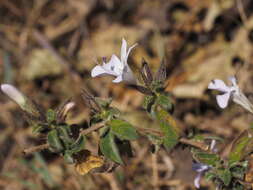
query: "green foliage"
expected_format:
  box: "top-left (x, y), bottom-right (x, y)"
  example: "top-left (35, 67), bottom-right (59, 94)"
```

top-left (109, 119), bottom-right (139, 140)
top-left (217, 168), bottom-right (232, 186)
top-left (47, 129), bottom-right (64, 153)
top-left (143, 95), bottom-right (156, 114)
top-left (100, 131), bottom-right (123, 164)
top-left (57, 125), bottom-right (74, 148)
top-left (156, 94), bottom-right (173, 112)
top-left (192, 149), bottom-right (220, 166)
top-left (155, 108), bottom-right (181, 150)
top-left (46, 109), bottom-right (56, 123)
top-left (228, 129), bottom-right (253, 164)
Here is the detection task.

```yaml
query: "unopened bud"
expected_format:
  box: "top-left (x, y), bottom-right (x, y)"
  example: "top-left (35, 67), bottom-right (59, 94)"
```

top-left (1, 84), bottom-right (26, 108)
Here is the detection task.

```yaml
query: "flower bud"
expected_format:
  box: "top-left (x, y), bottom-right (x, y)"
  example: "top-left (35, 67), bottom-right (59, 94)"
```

top-left (1, 84), bottom-right (26, 108)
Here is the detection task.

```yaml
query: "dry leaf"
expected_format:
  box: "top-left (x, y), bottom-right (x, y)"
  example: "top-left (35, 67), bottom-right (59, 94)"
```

top-left (74, 150), bottom-right (104, 175)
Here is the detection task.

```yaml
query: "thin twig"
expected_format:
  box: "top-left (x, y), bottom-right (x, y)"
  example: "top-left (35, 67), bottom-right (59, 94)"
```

top-left (179, 138), bottom-right (209, 151)
top-left (80, 121), bottom-right (107, 135)
top-left (22, 143), bottom-right (49, 155)
top-left (136, 126), bottom-right (208, 151)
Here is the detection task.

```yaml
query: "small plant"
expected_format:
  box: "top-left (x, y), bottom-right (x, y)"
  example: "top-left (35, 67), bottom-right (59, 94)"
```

top-left (2, 38), bottom-right (253, 189)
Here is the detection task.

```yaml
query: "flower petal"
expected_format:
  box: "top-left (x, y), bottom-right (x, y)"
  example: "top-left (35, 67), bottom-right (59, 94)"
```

top-left (122, 66), bottom-right (136, 84)
top-left (126, 43), bottom-right (137, 64)
top-left (194, 173), bottom-right (202, 189)
top-left (91, 65), bottom-right (108, 77)
top-left (208, 79), bottom-right (230, 92)
top-left (112, 75), bottom-right (123, 83)
top-left (107, 54), bottom-right (124, 72)
top-left (121, 38), bottom-right (127, 63)
top-left (216, 93), bottom-right (230, 108)
top-left (229, 76), bottom-right (237, 87)
top-left (192, 163), bottom-right (209, 172)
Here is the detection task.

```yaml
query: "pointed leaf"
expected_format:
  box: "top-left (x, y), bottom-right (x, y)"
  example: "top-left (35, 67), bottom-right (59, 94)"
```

top-left (192, 149), bottom-right (220, 166)
top-left (109, 119), bottom-right (139, 140)
top-left (155, 59), bottom-right (167, 82)
top-left (217, 169), bottom-right (232, 186)
top-left (63, 151), bottom-right (74, 164)
top-left (57, 125), bottom-right (74, 147)
top-left (69, 135), bottom-right (86, 154)
top-left (155, 108), bottom-right (181, 150)
top-left (46, 109), bottom-right (56, 123)
top-left (156, 94), bottom-right (173, 113)
top-left (141, 59), bottom-right (153, 86)
top-left (228, 129), bottom-right (253, 164)
top-left (100, 131), bottom-right (123, 164)
top-left (47, 129), bottom-right (64, 153)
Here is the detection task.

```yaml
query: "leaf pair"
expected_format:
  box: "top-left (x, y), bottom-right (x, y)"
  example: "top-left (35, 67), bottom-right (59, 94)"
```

top-left (47, 125), bottom-right (86, 164)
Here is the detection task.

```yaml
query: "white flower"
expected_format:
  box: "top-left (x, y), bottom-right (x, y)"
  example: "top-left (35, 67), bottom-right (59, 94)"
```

top-left (208, 76), bottom-right (253, 113)
top-left (91, 38), bottom-right (137, 84)
top-left (1, 84), bottom-right (26, 107)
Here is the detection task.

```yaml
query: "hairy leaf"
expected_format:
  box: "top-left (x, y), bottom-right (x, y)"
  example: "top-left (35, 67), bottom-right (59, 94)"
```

top-left (46, 109), bottom-right (56, 123)
top-left (155, 108), bottom-right (181, 150)
top-left (47, 129), bottom-right (64, 153)
top-left (217, 169), bottom-right (232, 186)
top-left (100, 132), bottom-right (123, 164)
top-left (109, 119), bottom-right (139, 140)
top-left (228, 129), bottom-right (253, 164)
top-left (192, 149), bottom-right (220, 166)
top-left (69, 135), bottom-right (86, 154)
top-left (156, 94), bottom-right (173, 113)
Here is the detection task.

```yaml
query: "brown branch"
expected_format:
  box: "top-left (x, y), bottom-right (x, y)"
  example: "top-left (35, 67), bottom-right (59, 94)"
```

top-left (135, 126), bottom-right (208, 151)
top-left (179, 138), bottom-right (209, 151)
top-left (22, 143), bottom-right (49, 155)
top-left (80, 121), bottom-right (107, 135)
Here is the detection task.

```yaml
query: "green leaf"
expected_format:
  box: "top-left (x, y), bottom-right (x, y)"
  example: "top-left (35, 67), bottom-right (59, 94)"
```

top-left (69, 135), bottom-right (86, 154)
top-left (109, 119), bottom-right (139, 140)
top-left (46, 109), bottom-right (56, 123)
top-left (143, 95), bottom-right (156, 113)
top-left (228, 129), bottom-right (253, 164)
top-left (155, 108), bottom-right (181, 150)
top-left (32, 124), bottom-right (45, 134)
top-left (57, 125), bottom-right (73, 147)
top-left (192, 149), bottom-right (220, 166)
top-left (63, 151), bottom-right (74, 164)
top-left (100, 131), bottom-right (123, 164)
top-left (230, 164), bottom-right (247, 180)
top-left (205, 171), bottom-right (216, 181)
top-left (47, 129), bottom-right (64, 153)
top-left (217, 169), bottom-right (232, 186)
top-left (156, 94), bottom-right (173, 113)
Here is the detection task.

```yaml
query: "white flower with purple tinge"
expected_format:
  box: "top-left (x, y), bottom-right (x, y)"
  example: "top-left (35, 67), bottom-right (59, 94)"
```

top-left (192, 140), bottom-right (216, 189)
top-left (208, 76), bottom-right (253, 113)
top-left (1, 84), bottom-right (26, 108)
top-left (91, 38), bottom-right (137, 84)
top-left (192, 162), bottom-right (211, 189)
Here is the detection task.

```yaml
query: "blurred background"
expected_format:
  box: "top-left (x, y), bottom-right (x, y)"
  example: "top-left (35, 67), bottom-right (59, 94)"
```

top-left (1, 0), bottom-right (253, 189)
